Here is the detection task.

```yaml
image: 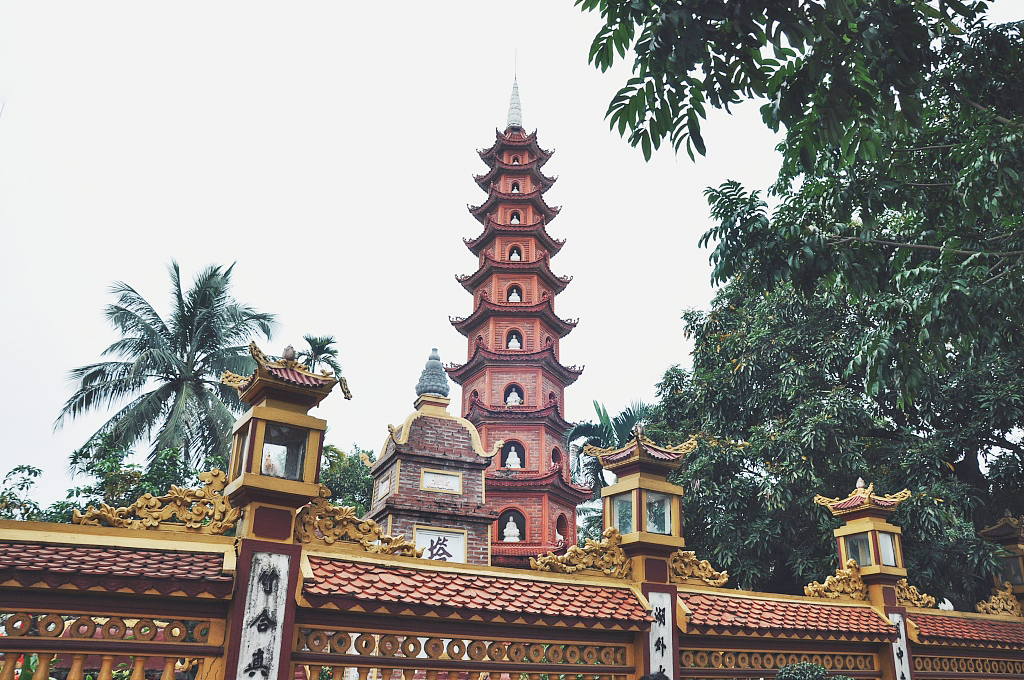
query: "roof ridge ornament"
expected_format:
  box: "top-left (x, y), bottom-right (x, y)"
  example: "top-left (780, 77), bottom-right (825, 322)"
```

top-left (415, 348), bottom-right (451, 397)
top-left (804, 558), bottom-right (869, 600)
top-left (976, 581), bottom-right (1023, 616)
top-left (294, 485), bottom-right (423, 557)
top-left (814, 481), bottom-right (912, 516)
top-left (668, 549), bottom-right (729, 587)
top-left (507, 79), bottom-right (522, 129)
top-left (530, 527), bottom-right (632, 578)
top-left (896, 578), bottom-right (937, 608)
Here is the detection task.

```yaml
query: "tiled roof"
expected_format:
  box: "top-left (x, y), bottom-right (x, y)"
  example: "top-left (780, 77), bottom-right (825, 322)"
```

top-left (267, 366), bottom-right (333, 387)
top-left (305, 556), bottom-right (650, 625)
top-left (678, 591), bottom-right (896, 641)
top-left (911, 612), bottom-right (1024, 647)
top-left (0, 541), bottom-right (233, 598)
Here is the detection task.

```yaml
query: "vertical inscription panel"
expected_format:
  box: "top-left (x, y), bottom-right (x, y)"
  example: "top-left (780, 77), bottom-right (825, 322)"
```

top-left (647, 590), bottom-right (675, 680)
top-left (236, 552), bottom-right (292, 680)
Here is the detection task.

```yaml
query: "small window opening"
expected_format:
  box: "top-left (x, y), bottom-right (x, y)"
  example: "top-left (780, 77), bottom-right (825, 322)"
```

top-left (509, 246), bottom-right (522, 261)
top-left (510, 181), bottom-right (520, 193)
top-left (501, 440), bottom-right (525, 468)
top-left (507, 286), bottom-right (522, 303)
top-left (509, 211), bottom-right (521, 225)
top-left (505, 330), bottom-right (522, 350)
top-left (556, 514), bottom-right (569, 542)
top-left (511, 156), bottom-right (520, 165)
top-left (551, 448), bottom-right (562, 466)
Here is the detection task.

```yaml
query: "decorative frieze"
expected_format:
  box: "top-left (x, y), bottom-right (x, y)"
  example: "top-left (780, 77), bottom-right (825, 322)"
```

top-left (294, 485), bottom-right (422, 557)
top-left (668, 550), bottom-right (729, 587)
top-left (975, 581), bottom-right (1023, 616)
top-left (804, 559), bottom-right (868, 600)
top-left (530, 527), bottom-right (631, 578)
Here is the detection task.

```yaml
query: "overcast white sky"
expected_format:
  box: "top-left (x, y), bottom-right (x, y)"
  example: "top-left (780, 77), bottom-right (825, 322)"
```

top-left (1, 3), bottom-right (1020, 506)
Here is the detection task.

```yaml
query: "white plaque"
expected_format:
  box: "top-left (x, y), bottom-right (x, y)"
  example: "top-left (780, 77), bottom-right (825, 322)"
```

top-left (888, 612), bottom-right (911, 680)
top-left (235, 551), bottom-right (291, 680)
top-left (422, 470), bottom-right (461, 493)
top-left (415, 527), bottom-right (467, 563)
top-left (647, 590), bottom-right (674, 680)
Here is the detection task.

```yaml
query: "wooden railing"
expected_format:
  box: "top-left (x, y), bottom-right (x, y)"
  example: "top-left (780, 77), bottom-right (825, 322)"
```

top-left (292, 626), bottom-right (635, 680)
top-left (0, 612), bottom-right (224, 680)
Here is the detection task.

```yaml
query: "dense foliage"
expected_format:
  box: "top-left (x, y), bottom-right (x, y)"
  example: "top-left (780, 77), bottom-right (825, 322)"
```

top-left (319, 444), bottom-right (375, 515)
top-left (702, 21), bottom-right (1024, 403)
top-left (647, 277), bottom-right (1014, 609)
top-left (577, 0), bottom-right (987, 163)
top-left (776, 662), bottom-right (853, 680)
top-left (55, 262), bottom-right (276, 469)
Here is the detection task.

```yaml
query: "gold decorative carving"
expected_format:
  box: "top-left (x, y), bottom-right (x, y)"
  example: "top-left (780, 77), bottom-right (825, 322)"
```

top-left (814, 481), bottom-right (911, 516)
top-left (294, 485), bottom-right (422, 557)
top-left (975, 581), bottom-right (1023, 617)
top-left (668, 550), bottom-right (729, 587)
top-left (896, 578), bottom-right (937, 608)
top-left (72, 469), bottom-right (240, 534)
top-left (220, 371), bottom-right (250, 389)
top-left (804, 559), bottom-right (868, 600)
top-left (530, 527), bottom-right (631, 579)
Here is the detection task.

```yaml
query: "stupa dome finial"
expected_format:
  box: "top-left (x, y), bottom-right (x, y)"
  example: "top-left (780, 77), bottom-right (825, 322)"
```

top-left (507, 79), bottom-right (522, 129)
top-left (415, 348), bottom-right (450, 397)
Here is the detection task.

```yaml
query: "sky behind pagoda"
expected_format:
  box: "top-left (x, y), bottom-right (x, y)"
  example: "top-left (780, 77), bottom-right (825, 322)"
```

top-left (1, 2), bottom-right (1020, 505)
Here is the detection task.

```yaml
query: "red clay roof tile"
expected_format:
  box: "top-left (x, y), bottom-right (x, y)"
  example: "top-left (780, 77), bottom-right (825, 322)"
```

top-left (678, 591), bottom-right (895, 641)
top-left (306, 556), bottom-right (650, 623)
top-left (910, 612), bottom-right (1024, 647)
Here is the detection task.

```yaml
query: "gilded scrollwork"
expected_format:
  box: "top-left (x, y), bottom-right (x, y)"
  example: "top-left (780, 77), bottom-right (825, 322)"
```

top-left (896, 578), bottom-right (937, 608)
top-left (294, 485), bottom-right (422, 557)
top-left (975, 581), bottom-right (1023, 617)
top-left (804, 559), bottom-right (868, 601)
top-left (668, 550), bottom-right (729, 587)
top-left (72, 469), bottom-right (240, 534)
top-left (530, 527), bottom-right (631, 579)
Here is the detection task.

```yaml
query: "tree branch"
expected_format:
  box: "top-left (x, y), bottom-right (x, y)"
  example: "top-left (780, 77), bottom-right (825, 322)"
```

top-left (825, 235), bottom-right (1024, 258)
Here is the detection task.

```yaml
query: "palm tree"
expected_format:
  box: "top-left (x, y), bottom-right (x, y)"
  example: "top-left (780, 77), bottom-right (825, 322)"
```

top-left (55, 262), bottom-right (276, 469)
top-left (297, 334), bottom-right (343, 376)
top-left (568, 400), bottom-right (652, 496)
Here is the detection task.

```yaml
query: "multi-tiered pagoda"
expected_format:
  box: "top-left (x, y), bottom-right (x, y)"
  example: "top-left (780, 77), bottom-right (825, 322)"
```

top-left (446, 81), bottom-right (591, 567)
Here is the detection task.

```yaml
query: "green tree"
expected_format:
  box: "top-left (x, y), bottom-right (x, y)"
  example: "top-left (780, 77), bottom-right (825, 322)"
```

top-left (0, 466), bottom-right (43, 520)
top-left (319, 444), bottom-right (375, 515)
top-left (700, 21), bottom-right (1024, 404)
top-left (298, 334), bottom-right (344, 376)
top-left (776, 663), bottom-right (853, 680)
top-left (649, 277), bottom-right (1011, 609)
top-left (568, 400), bottom-right (652, 494)
top-left (577, 0), bottom-right (987, 165)
top-left (55, 262), bottom-right (275, 469)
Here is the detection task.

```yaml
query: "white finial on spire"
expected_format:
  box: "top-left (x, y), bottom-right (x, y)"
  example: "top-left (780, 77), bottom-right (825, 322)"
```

top-left (507, 79), bottom-right (522, 129)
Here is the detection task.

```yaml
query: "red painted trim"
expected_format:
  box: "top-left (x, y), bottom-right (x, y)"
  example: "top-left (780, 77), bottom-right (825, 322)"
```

top-left (245, 419), bottom-right (258, 474)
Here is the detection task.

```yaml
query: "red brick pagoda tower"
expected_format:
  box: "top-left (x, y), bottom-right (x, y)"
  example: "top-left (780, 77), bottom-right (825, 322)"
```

top-left (446, 81), bottom-right (590, 567)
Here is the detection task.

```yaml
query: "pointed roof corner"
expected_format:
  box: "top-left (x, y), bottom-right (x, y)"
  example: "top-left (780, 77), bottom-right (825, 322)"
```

top-left (507, 79), bottom-right (523, 129)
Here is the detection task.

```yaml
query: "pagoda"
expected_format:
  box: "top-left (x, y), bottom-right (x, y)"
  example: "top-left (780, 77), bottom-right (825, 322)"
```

top-left (446, 81), bottom-right (590, 567)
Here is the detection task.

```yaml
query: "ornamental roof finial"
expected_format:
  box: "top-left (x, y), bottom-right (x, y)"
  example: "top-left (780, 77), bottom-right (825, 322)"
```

top-left (507, 79), bottom-right (522, 129)
top-left (415, 348), bottom-right (450, 397)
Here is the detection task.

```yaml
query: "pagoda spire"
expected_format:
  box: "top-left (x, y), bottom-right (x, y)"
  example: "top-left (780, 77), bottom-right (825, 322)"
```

top-left (507, 79), bottom-right (522, 129)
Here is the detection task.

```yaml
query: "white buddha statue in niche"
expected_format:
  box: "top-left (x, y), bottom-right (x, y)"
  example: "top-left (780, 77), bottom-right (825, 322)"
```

top-left (502, 517), bottom-right (521, 542)
top-left (505, 388), bottom-right (522, 406)
top-left (508, 288), bottom-right (521, 302)
top-left (504, 445), bottom-right (522, 469)
top-left (509, 249), bottom-right (522, 261)
top-left (507, 333), bottom-right (521, 349)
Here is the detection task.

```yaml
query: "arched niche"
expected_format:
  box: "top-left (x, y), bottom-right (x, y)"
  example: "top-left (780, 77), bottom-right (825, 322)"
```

top-left (498, 508), bottom-right (527, 542)
top-left (505, 329), bottom-right (523, 350)
top-left (509, 210), bottom-right (521, 225)
top-left (556, 514), bottom-right (569, 542)
top-left (507, 285), bottom-right (522, 303)
top-left (501, 440), bottom-right (525, 468)
top-left (511, 156), bottom-right (521, 165)
top-left (508, 245), bottom-right (523, 261)
top-left (503, 383), bottom-right (524, 406)
top-left (510, 181), bottom-right (520, 193)
top-left (551, 447), bottom-right (562, 467)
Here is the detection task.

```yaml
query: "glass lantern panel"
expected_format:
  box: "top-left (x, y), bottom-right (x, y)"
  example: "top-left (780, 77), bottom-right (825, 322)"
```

top-left (878, 532), bottom-right (898, 567)
top-left (645, 491), bottom-right (671, 535)
top-left (611, 493), bottom-right (633, 535)
top-left (844, 532), bottom-right (873, 567)
top-left (261, 423), bottom-right (307, 481)
top-left (999, 555), bottom-right (1024, 586)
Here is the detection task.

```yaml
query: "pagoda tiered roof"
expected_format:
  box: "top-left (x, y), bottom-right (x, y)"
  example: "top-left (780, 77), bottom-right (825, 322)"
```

top-left (474, 158), bottom-right (556, 193)
top-left (980, 513), bottom-right (1024, 543)
top-left (457, 254), bottom-right (572, 294)
top-left (465, 395), bottom-right (574, 432)
top-left (469, 186), bottom-right (560, 224)
top-left (585, 431), bottom-right (694, 475)
top-left (486, 463), bottom-right (592, 505)
top-left (478, 128), bottom-right (553, 168)
top-left (445, 343), bottom-right (583, 386)
top-left (463, 214), bottom-right (566, 256)
top-left (449, 297), bottom-right (578, 339)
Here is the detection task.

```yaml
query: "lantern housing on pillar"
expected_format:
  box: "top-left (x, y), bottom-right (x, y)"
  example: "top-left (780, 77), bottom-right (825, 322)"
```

top-left (220, 342), bottom-right (340, 541)
top-left (980, 513), bottom-right (1024, 595)
top-left (814, 480), bottom-right (911, 579)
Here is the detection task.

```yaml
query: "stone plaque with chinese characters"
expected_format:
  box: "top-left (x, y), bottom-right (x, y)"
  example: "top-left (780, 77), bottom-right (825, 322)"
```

top-left (235, 552), bottom-right (291, 680)
top-left (415, 528), bottom-right (467, 563)
top-left (421, 470), bottom-right (461, 493)
top-left (888, 612), bottom-right (911, 680)
top-left (647, 590), bottom-right (674, 680)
